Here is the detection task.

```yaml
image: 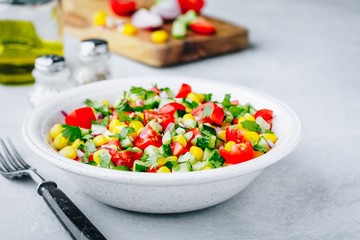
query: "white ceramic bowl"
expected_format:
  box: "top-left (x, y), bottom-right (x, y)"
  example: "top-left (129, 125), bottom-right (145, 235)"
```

top-left (23, 76), bottom-right (301, 214)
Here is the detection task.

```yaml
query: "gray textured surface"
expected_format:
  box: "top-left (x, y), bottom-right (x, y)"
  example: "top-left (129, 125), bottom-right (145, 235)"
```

top-left (1, 0), bottom-right (360, 239)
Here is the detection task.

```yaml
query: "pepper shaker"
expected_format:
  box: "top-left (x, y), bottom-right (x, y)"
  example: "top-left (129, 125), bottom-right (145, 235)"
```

top-left (73, 39), bottom-right (111, 85)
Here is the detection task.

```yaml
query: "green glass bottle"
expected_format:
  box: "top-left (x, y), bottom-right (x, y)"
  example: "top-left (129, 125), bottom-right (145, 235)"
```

top-left (0, 0), bottom-right (63, 84)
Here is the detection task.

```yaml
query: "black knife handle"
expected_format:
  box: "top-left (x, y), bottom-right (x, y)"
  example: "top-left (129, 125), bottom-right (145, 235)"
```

top-left (37, 181), bottom-right (107, 240)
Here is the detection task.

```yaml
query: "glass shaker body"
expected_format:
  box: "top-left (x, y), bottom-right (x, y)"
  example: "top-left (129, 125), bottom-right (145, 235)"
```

top-left (29, 55), bottom-right (70, 107)
top-left (0, 0), bottom-right (63, 84)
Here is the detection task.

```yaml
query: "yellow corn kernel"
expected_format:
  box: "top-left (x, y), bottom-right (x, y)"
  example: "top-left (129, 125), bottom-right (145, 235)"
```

top-left (53, 134), bottom-right (69, 150)
top-left (186, 92), bottom-right (200, 103)
top-left (238, 116), bottom-right (246, 130)
top-left (129, 121), bottom-right (144, 132)
top-left (261, 133), bottom-right (277, 143)
top-left (112, 124), bottom-right (127, 134)
top-left (224, 141), bottom-right (236, 152)
top-left (50, 124), bottom-right (63, 140)
top-left (183, 113), bottom-right (195, 121)
top-left (244, 113), bottom-right (255, 121)
top-left (137, 113), bottom-right (144, 120)
top-left (190, 146), bottom-right (204, 161)
top-left (185, 108), bottom-right (192, 113)
top-left (244, 131), bottom-right (260, 143)
top-left (136, 127), bottom-right (144, 136)
top-left (216, 130), bottom-right (226, 141)
top-left (157, 157), bottom-right (167, 167)
top-left (166, 156), bottom-right (177, 161)
top-left (202, 166), bottom-right (213, 171)
top-left (99, 99), bottom-right (110, 107)
top-left (109, 119), bottom-right (121, 132)
top-left (197, 94), bottom-right (204, 103)
top-left (71, 139), bottom-right (84, 149)
top-left (94, 135), bottom-right (108, 147)
top-left (93, 11), bottom-right (107, 26)
top-left (172, 134), bottom-right (187, 147)
top-left (157, 166), bottom-right (171, 173)
top-left (93, 149), bottom-right (108, 165)
top-left (151, 30), bottom-right (168, 43)
top-left (59, 146), bottom-right (77, 159)
top-left (122, 23), bottom-right (137, 36)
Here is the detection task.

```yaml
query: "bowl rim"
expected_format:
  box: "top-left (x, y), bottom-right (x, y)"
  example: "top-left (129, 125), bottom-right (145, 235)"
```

top-left (22, 76), bottom-right (302, 186)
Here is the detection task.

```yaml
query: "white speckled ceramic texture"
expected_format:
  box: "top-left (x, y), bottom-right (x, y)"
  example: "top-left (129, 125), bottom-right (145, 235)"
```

top-left (22, 76), bottom-right (302, 213)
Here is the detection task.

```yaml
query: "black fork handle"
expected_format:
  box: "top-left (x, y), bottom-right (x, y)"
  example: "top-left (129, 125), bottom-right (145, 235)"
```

top-left (37, 181), bottom-right (107, 240)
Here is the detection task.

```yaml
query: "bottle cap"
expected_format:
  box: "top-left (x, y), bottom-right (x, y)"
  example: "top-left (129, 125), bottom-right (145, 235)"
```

top-left (79, 39), bottom-right (109, 58)
top-left (34, 55), bottom-right (66, 73)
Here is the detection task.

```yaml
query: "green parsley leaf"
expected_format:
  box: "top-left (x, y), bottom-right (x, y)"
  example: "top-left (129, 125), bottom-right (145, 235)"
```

top-left (85, 99), bottom-right (111, 116)
top-left (109, 127), bottom-right (135, 140)
top-left (229, 105), bottom-right (244, 118)
top-left (115, 99), bottom-right (133, 112)
top-left (201, 105), bottom-right (214, 118)
top-left (203, 93), bottom-right (212, 102)
top-left (130, 86), bottom-right (147, 95)
top-left (265, 129), bottom-right (274, 134)
top-left (61, 124), bottom-right (82, 143)
top-left (118, 111), bottom-right (132, 122)
top-left (99, 150), bottom-right (112, 168)
top-left (221, 93), bottom-right (232, 109)
top-left (241, 120), bottom-right (262, 132)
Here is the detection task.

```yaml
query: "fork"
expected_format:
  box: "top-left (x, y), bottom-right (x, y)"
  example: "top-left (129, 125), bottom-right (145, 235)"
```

top-left (0, 138), bottom-right (107, 240)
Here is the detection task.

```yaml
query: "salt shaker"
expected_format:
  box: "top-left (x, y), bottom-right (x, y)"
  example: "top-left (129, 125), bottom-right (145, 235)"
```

top-left (73, 39), bottom-right (111, 85)
top-left (29, 55), bottom-right (71, 107)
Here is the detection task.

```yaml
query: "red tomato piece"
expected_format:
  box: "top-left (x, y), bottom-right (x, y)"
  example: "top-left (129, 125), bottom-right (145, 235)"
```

top-left (254, 109), bottom-right (273, 121)
top-left (111, 150), bottom-right (143, 168)
top-left (144, 110), bottom-right (174, 130)
top-left (191, 102), bottom-right (224, 125)
top-left (147, 167), bottom-right (158, 173)
top-left (133, 125), bottom-right (162, 150)
top-left (65, 107), bottom-right (96, 129)
top-left (151, 87), bottom-right (161, 96)
top-left (177, 0), bottom-right (205, 14)
top-left (175, 83), bottom-right (192, 98)
top-left (109, 0), bottom-right (136, 16)
top-left (159, 102), bottom-right (186, 115)
top-left (171, 142), bottom-right (188, 157)
top-left (189, 17), bottom-right (216, 35)
top-left (219, 142), bottom-right (254, 164)
top-left (225, 127), bottom-right (244, 144)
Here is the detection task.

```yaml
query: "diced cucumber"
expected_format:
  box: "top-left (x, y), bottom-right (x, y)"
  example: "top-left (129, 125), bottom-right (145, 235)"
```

top-left (144, 95), bottom-right (161, 106)
top-left (257, 136), bottom-right (271, 152)
top-left (133, 160), bottom-right (147, 172)
top-left (256, 117), bottom-right (271, 133)
top-left (172, 20), bottom-right (187, 39)
top-left (144, 145), bottom-right (160, 156)
top-left (184, 131), bottom-right (193, 141)
top-left (120, 136), bottom-right (133, 148)
top-left (162, 130), bottom-right (172, 145)
top-left (175, 110), bottom-right (186, 118)
top-left (183, 119), bottom-right (197, 128)
top-left (175, 127), bottom-right (186, 135)
top-left (208, 150), bottom-right (225, 168)
top-left (148, 120), bottom-right (162, 133)
top-left (113, 166), bottom-right (131, 171)
top-left (202, 148), bottom-right (213, 161)
top-left (91, 124), bottom-right (107, 135)
top-left (192, 161), bottom-right (212, 171)
top-left (158, 98), bottom-right (174, 109)
top-left (200, 124), bottom-right (216, 136)
top-left (178, 152), bottom-right (196, 164)
top-left (224, 112), bottom-right (234, 123)
top-left (208, 135), bottom-right (217, 149)
top-left (250, 106), bottom-right (257, 115)
top-left (172, 161), bottom-right (192, 172)
top-left (162, 144), bottom-right (172, 157)
top-left (80, 128), bottom-right (91, 136)
top-left (177, 10), bottom-right (198, 26)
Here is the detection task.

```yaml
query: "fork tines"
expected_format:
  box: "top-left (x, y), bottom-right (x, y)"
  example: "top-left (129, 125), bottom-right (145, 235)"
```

top-left (0, 138), bottom-right (30, 173)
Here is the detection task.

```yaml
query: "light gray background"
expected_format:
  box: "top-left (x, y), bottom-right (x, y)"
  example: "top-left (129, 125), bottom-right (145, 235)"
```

top-left (1, 0), bottom-right (360, 239)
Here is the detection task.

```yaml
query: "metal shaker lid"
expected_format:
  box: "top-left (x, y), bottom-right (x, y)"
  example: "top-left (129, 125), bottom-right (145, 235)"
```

top-left (79, 39), bottom-right (109, 58)
top-left (34, 55), bottom-right (66, 72)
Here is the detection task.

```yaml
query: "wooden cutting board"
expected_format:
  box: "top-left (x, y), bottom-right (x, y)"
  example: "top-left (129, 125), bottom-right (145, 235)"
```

top-left (63, 0), bottom-right (248, 67)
